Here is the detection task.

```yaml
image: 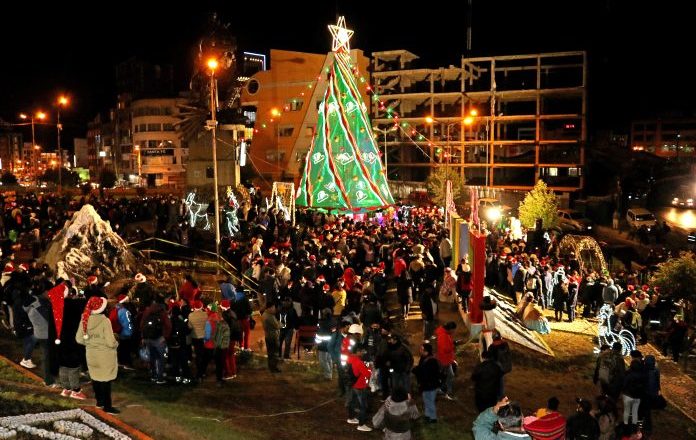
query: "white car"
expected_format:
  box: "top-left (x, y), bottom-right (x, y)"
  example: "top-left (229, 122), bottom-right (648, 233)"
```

top-left (626, 208), bottom-right (657, 231)
top-left (558, 209), bottom-right (594, 233)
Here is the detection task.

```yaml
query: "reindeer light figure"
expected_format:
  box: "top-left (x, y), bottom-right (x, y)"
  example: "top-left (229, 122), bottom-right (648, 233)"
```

top-left (597, 304), bottom-right (636, 356)
top-left (184, 192), bottom-right (211, 230)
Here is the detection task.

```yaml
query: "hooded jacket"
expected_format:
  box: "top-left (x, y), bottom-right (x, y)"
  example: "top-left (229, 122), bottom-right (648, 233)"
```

top-left (372, 397), bottom-right (420, 440)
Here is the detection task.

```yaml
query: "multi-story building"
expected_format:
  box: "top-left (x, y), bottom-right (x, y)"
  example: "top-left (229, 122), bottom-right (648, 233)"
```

top-left (371, 50), bottom-right (587, 192)
top-left (630, 118), bottom-right (696, 159)
top-left (185, 124), bottom-right (250, 189)
top-left (0, 132), bottom-right (23, 174)
top-left (73, 138), bottom-right (89, 168)
top-left (86, 112), bottom-right (114, 180)
top-left (240, 49), bottom-right (370, 183)
top-left (131, 98), bottom-right (187, 187)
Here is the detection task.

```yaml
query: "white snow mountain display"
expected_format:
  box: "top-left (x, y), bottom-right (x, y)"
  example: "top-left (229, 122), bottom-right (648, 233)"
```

top-left (42, 204), bottom-right (137, 283)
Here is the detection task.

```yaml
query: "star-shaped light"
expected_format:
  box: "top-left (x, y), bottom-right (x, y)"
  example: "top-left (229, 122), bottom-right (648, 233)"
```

top-left (328, 16), bottom-right (354, 52)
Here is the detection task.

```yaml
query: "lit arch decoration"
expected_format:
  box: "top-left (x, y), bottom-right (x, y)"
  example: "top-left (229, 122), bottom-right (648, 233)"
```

top-left (558, 234), bottom-right (608, 275)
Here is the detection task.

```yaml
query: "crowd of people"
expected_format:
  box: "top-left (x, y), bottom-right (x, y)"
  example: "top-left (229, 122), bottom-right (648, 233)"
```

top-left (0, 186), bottom-right (692, 439)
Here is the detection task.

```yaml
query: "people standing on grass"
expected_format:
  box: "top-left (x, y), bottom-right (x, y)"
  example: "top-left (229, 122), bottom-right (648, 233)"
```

top-left (76, 296), bottom-right (119, 414)
top-left (435, 321), bottom-right (457, 400)
top-left (412, 342), bottom-right (440, 423)
top-left (262, 302), bottom-right (281, 373)
top-left (372, 387), bottom-right (420, 439)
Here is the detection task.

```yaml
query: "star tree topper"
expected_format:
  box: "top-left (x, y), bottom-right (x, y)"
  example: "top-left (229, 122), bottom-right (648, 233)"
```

top-left (328, 16), bottom-right (354, 52)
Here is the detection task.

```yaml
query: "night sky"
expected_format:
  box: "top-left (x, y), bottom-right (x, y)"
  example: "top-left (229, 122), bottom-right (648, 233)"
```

top-left (0, 1), bottom-right (692, 152)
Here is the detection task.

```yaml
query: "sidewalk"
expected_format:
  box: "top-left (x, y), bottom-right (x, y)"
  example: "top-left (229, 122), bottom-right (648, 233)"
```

top-left (640, 344), bottom-right (696, 424)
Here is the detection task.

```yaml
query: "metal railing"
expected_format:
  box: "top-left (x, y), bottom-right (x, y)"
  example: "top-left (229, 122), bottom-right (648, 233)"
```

top-left (128, 237), bottom-right (261, 300)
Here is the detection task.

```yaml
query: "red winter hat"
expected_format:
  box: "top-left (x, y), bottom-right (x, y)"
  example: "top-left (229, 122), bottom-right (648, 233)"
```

top-left (220, 299), bottom-right (231, 310)
top-left (191, 300), bottom-right (204, 310)
top-left (323, 284), bottom-right (330, 291)
top-left (18, 263), bottom-right (29, 272)
top-left (87, 275), bottom-right (98, 285)
top-left (309, 255), bottom-right (316, 261)
top-left (81, 297), bottom-right (107, 340)
top-left (627, 285), bottom-right (635, 291)
top-left (316, 275), bottom-right (326, 282)
top-left (117, 294), bottom-right (129, 303)
top-left (641, 284), bottom-right (649, 292)
top-left (48, 283), bottom-right (68, 344)
top-left (2, 263), bottom-right (14, 274)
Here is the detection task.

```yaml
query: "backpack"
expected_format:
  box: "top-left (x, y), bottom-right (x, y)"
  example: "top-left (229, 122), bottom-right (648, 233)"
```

top-left (495, 343), bottom-right (512, 374)
top-left (345, 362), bottom-right (359, 387)
top-left (525, 275), bottom-right (537, 291)
top-left (142, 311), bottom-right (164, 339)
top-left (213, 320), bottom-right (231, 349)
top-left (109, 307), bottom-right (122, 334)
top-left (228, 315), bottom-right (242, 341)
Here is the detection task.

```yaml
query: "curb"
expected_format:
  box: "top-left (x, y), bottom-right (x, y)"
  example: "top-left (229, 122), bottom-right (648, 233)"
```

top-left (0, 354), bottom-right (44, 384)
top-left (1, 354), bottom-right (153, 439)
top-left (85, 407), bottom-right (154, 440)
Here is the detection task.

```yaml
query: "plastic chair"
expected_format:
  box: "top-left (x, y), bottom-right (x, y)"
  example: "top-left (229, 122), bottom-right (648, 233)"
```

top-left (295, 325), bottom-right (317, 359)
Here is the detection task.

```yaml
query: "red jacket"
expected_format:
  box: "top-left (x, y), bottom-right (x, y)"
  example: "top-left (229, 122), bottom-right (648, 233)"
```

top-left (340, 336), bottom-right (355, 365)
top-left (348, 355), bottom-right (372, 389)
top-left (393, 258), bottom-right (407, 278)
top-left (179, 281), bottom-right (200, 303)
top-left (435, 326), bottom-right (455, 365)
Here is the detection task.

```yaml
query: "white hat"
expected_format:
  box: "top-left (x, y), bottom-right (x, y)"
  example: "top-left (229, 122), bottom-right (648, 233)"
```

top-left (348, 324), bottom-right (363, 335)
top-left (134, 273), bottom-right (147, 283)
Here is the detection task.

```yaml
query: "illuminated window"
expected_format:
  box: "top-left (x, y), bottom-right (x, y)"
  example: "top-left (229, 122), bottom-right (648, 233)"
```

top-left (288, 100), bottom-right (304, 111)
top-left (279, 126), bottom-right (294, 137)
top-left (548, 167), bottom-right (558, 177)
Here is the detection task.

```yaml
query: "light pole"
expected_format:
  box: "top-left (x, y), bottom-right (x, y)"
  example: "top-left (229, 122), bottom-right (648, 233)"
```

top-left (56, 96), bottom-right (69, 192)
top-left (207, 58), bottom-right (221, 266)
top-left (19, 111), bottom-right (46, 181)
top-left (425, 116), bottom-right (461, 173)
top-left (270, 107), bottom-right (281, 179)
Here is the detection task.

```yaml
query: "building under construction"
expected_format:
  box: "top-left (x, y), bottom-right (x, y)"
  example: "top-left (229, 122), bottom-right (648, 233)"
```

top-left (371, 50), bottom-right (587, 193)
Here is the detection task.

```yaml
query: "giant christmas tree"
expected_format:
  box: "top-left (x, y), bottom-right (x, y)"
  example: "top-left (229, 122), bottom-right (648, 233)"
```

top-left (295, 17), bottom-right (395, 212)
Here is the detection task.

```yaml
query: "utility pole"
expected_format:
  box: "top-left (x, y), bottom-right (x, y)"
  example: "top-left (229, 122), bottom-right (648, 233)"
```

top-left (207, 59), bottom-right (221, 268)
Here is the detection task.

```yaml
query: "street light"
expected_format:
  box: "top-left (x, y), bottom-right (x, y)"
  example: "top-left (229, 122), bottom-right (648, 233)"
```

top-left (270, 107), bottom-right (282, 177)
top-left (56, 95), bottom-right (69, 192)
top-left (372, 125), bottom-right (398, 178)
top-left (425, 116), bottom-right (463, 169)
top-left (207, 57), bottom-right (222, 267)
top-left (19, 111), bottom-right (46, 180)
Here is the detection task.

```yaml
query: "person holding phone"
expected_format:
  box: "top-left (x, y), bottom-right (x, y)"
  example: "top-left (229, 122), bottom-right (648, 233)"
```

top-left (472, 396), bottom-right (531, 439)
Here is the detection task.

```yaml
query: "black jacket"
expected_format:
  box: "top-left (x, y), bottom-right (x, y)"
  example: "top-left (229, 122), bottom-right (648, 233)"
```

top-left (471, 359), bottom-right (503, 398)
top-left (413, 355), bottom-right (440, 391)
top-left (419, 290), bottom-right (436, 321)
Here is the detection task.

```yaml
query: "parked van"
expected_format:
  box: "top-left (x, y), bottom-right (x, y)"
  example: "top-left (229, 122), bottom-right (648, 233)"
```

top-left (626, 208), bottom-right (657, 231)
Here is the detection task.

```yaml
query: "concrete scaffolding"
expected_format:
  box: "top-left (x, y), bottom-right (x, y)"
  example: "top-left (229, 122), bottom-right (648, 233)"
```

top-left (371, 50), bottom-right (587, 193)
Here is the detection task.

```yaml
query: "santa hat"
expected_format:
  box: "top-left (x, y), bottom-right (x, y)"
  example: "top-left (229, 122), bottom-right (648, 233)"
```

top-left (641, 284), bottom-right (649, 292)
top-left (220, 299), bottom-right (231, 311)
top-left (48, 283), bottom-right (68, 344)
top-left (627, 285), bottom-right (635, 291)
top-left (191, 300), bottom-right (204, 310)
top-left (81, 297), bottom-right (107, 340)
top-left (309, 255), bottom-right (316, 261)
top-left (316, 275), bottom-right (326, 283)
top-left (322, 284), bottom-right (330, 291)
top-left (117, 294), bottom-right (129, 304)
top-left (18, 263), bottom-right (29, 272)
top-left (87, 275), bottom-right (98, 285)
top-left (134, 273), bottom-right (146, 283)
top-left (2, 263), bottom-right (14, 274)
